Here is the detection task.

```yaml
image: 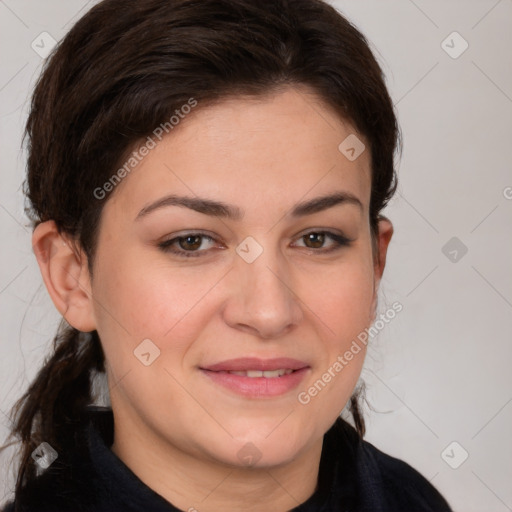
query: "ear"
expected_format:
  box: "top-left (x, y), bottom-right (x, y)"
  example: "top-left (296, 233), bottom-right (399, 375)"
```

top-left (32, 220), bottom-right (96, 332)
top-left (370, 216), bottom-right (394, 320)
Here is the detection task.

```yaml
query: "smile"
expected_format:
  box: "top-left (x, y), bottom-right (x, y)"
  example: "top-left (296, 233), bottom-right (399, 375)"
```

top-left (199, 357), bottom-right (310, 397)
top-left (221, 369), bottom-right (294, 377)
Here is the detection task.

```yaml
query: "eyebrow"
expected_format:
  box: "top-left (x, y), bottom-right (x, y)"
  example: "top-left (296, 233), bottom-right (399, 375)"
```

top-left (135, 191), bottom-right (363, 221)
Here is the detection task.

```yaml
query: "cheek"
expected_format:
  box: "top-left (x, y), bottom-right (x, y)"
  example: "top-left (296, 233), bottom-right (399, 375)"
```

top-left (297, 250), bottom-right (374, 406)
top-left (90, 247), bottom-right (225, 359)
top-left (299, 262), bottom-right (373, 415)
top-left (301, 250), bottom-right (375, 342)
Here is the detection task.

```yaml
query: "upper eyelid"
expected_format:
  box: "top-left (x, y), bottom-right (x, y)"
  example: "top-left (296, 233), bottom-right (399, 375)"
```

top-left (160, 232), bottom-right (219, 245)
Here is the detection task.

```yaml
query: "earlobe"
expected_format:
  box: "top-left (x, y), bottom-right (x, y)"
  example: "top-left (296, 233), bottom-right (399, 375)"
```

top-left (32, 220), bottom-right (97, 332)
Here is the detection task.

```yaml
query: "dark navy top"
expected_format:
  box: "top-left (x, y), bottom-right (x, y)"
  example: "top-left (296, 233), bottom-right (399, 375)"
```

top-left (2, 406), bottom-right (452, 511)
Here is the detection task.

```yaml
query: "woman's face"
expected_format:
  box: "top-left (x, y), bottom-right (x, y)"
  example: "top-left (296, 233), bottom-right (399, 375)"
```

top-left (89, 87), bottom-right (390, 467)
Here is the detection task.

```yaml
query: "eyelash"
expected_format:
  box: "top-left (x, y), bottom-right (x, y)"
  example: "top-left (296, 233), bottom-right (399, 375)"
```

top-left (157, 230), bottom-right (352, 258)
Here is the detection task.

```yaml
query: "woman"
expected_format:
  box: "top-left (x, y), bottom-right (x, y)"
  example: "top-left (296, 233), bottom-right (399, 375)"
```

top-left (2, 0), bottom-right (453, 510)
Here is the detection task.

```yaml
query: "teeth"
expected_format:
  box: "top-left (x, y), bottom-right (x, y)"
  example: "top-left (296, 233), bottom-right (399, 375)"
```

top-left (227, 369), bottom-right (294, 378)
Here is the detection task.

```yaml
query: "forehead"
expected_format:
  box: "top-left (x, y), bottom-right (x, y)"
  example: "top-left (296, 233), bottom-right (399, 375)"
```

top-left (104, 87), bottom-right (371, 221)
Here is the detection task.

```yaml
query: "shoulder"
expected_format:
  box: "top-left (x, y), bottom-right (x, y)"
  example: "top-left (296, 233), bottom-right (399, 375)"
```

top-left (357, 435), bottom-right (453, 511)
top-left (0, 415), bottom-right (106, 512)
top-left (0, 463), bottom-right (97, 512)
top-left (329, 419), bottom-right (452, 511)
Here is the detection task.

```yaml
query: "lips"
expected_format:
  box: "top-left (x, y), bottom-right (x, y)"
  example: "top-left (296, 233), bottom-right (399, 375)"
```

top-left (200, 357), bottom-right (310, 398)
top-left (201, 357), bottom-right (309, 373)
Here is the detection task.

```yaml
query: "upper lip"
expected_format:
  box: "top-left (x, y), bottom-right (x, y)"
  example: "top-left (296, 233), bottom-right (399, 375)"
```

top-left (201, 357), bottom-right (309, 372)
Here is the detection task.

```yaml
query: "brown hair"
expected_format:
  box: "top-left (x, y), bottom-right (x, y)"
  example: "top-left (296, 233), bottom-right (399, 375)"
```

top-left (4, 0), bottom-right (401, 504)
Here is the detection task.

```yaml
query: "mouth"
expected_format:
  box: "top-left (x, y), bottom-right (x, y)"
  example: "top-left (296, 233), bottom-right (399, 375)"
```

top-left (215, 368), bottom-right (295, 378)
top-left (199, 357), bottom-right (310, 398)
top-left (201, 357), bottom-right (309, 372)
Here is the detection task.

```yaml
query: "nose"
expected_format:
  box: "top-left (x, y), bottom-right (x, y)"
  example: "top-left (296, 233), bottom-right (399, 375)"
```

top-left (222, 243), bottom-right (304, 339)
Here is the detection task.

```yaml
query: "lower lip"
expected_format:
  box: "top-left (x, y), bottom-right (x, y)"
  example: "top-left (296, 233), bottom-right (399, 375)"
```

top-left (200, 368), bottom-right (309, 398)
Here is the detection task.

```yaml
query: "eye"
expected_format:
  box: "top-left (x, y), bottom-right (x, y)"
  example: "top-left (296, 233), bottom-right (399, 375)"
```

top-left (158, 233), bottom-right (218, 257)
top-left (158, 230), bottom-right (352, 259)
top-left (293, 231), bottom-right (352, 253)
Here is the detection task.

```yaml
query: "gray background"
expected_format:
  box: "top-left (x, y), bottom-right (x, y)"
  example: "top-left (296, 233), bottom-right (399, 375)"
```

top-left (1, 1), bottom-right (511, 510)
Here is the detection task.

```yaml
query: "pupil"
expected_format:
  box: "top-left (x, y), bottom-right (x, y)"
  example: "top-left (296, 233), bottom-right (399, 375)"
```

top-left (305, 233), bottom-right (324, 248)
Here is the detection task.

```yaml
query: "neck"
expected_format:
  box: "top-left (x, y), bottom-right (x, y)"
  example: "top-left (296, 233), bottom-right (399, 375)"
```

top-left (110, 409), bottom-right (323, 512)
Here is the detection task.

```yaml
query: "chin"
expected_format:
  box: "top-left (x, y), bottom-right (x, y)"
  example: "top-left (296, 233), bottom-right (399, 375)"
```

top-left (208, 439), bottom-right (307, 470)
top-left (202, 419), bottom-right (316, 469)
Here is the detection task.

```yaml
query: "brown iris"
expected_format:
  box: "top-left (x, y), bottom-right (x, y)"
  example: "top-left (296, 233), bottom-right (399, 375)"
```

top-left (178, 235), bottom-right (203, 251)
top-left (303, 232), bottom-right (325, 249)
